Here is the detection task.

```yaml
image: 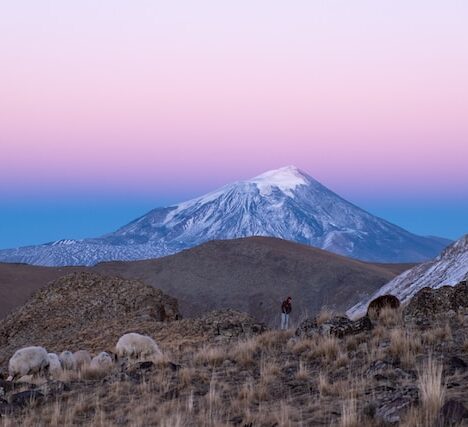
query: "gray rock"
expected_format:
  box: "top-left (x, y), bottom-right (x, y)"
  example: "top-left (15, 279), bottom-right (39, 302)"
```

top-left (367, 295), bottom-right (400, 320)
top-left (0, 398), bottom-right (11, 416)
top-left (404, 281), bottom-right (468, 323)
top-left (296, 315), bottom-right (372, 339)
top-left (439, 400), bottom-right (468, 425)
top-left (444, 356), bottom-right (467, 375)
top-left (10, 390), bottom-right (44, 408)
top-left (373, 387), bottom-right (419, 424)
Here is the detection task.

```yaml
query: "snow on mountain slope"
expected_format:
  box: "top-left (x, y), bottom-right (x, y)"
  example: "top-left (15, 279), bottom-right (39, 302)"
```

top-left (0, 166), bottom-right (449, 266)
top-left (347, 234), bottom-right (468, 318)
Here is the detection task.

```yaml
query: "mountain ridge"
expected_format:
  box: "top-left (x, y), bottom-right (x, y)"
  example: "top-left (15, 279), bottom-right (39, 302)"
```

top-left (0, 236), bottom-right (414, 323)
top-left (0, 166), bottom-right (448, 266)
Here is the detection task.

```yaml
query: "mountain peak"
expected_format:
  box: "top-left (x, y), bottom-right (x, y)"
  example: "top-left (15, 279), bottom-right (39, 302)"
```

top-left (247, 166), bottom-right (310, 197)
top-left (0, 167), bottom-right (449, 266)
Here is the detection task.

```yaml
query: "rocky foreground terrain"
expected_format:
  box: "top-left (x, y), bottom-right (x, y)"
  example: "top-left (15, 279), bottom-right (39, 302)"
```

top-left (1, 275), bottom-right (468, 426)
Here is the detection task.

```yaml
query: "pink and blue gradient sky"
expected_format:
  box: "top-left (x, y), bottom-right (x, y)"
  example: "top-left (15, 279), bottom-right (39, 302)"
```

top-left (1, 1), bottom-right (467, 248)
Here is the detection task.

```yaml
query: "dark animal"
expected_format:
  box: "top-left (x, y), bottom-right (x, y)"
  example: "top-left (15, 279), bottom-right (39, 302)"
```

top-left (367, 294), bottom-right (400, 319)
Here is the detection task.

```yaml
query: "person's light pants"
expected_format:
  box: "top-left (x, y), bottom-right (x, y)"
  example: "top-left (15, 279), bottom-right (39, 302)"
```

top-left (281, 313), bottom-right (289, 330)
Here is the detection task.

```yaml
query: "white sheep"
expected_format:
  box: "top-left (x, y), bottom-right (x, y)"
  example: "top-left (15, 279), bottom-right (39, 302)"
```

top-left (7, 346), bottom-right (49, 381)
top-left (59, 351), bottom-right (77, 370)
top-left (73, 350), bottom-right (92, 369)
top-left (47, 353), bottom-right (63, 378)
top-left (116, 333), bottom-right (162, 361)
top-left (90, 352), bottom-right (114, 370)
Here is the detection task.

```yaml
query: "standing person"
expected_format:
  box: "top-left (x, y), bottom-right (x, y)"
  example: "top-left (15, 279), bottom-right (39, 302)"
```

top-left (281, 296), bottom-right (292, 330)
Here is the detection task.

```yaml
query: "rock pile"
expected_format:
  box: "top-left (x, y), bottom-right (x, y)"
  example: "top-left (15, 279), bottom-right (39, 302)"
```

top-left (295, 315), bottom-right (372, 339)
top-left (404, 280), bottom-right (468, 323)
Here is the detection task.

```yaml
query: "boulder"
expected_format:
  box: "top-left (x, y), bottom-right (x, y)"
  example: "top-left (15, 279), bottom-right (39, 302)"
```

top-left (444, 356), bottom-right (467, 375)
top-left (374, 388), bottom-right (418, 425)
top-left (367, 295), bottom-right (400, 320)
top-left (0, 398), bottom-right (11, 416)
top-left (10, 390), bottom-right (44, 408)
top-left (439, 400), bottom-right (468, 426)
top-left (295, 315), bottom-right (372, 339)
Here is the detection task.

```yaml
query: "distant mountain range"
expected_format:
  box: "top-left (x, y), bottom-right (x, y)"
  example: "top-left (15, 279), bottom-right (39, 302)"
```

top-left (347, 233), bottom-right (468, 318)
top-left (0, 166), bottom-right (450, 266)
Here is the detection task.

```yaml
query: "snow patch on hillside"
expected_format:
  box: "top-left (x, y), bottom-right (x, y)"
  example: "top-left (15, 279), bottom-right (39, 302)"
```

top-left (347, 234), bottom-right (468, 318)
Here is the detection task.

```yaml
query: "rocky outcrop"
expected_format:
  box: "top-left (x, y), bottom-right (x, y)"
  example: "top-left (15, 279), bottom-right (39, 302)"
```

top-left (175, 309), bottom-right (266, 343)
top-left (0, 272), bottom-right (179, 367)
top-left (403, 280), bottom-right (468, 323)
top-left (295, 315), bottom-right (372, 339)
top-left (348, 234), bottom-right (468, 318)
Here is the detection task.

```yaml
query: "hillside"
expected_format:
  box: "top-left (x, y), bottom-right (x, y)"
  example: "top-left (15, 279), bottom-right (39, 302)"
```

top-left (0, 237), bottom-right (414, 324)
top-left (348, 234), bottom-right (468, 318)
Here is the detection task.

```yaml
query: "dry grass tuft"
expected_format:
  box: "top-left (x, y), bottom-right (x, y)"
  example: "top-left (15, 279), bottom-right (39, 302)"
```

top-left (80, 366), bottom-right (112, 381)
top-left (422, 323), bottom-right (452, 346)
top-left (289, 338), bottom-right (315, 355)
top-left (231, 337), bottom-right (259, 367)
top-left (375, 306), bottom-right (402, 327)
top-left (257, 329), bottom-right (292, 350)
top-left (417, 357), bottom-right (445, 424)
top-left (312, 335), bottom-right (340, 361)
top-left (388, 328), bottom-right (421, 367)
top-left (295, 360), bottom-right (309, 380)
top-left (318, 372), bottom-right (335, 397)
top-left (260, 358), bottom-right (280, 384)
top-left (340, 397), bottom-right (359, 427)
top-left (194, 346), bottom-right (226, 367)
top-left (315, 307), bottom-right (335, 325)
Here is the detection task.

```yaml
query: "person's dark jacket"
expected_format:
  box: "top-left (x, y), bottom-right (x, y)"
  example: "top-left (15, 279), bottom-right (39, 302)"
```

top-left (281, 299), bottom-right (292, 314)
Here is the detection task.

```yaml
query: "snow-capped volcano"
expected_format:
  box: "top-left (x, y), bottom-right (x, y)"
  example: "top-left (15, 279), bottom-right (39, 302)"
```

top-left (0, 166), bottom-right (449, 266)
top-left (347, 234), bottom-right (468, 318)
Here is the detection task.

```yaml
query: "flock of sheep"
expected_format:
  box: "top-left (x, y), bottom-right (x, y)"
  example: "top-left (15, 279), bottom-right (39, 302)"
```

top-left (6, 332), bottom-right (161, 382)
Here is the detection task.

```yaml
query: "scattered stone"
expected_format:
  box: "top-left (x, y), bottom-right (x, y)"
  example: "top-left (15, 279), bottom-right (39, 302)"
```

top-left (439, 400), bottom-right (468, 425)
top-left (201, 309), bottom-right (266, 342)
top-left (296, 315), bottom-right (372, 339)
top-left (168, 362), bottom-right (182, 372)
top-left (362, 401), bottom-right (377, 419)
top-left (366, 359), bottom-right (416, 381)
top-left (135, 361), bottom-right (154, 371)
top-left (367, 294), bottom-right (400, 320)
top-left (10, 390), bottom-right (44, 408)
top-left (37, 381), bottom-right (70, 397)
top-left (0, 398), bottom-right (11, 416)
top-left (0, 380), bottom-right (13, 397)
top-left (373, 387), bottom-right (419, 424)
top-left (445, 356), bottom-right (467, 373)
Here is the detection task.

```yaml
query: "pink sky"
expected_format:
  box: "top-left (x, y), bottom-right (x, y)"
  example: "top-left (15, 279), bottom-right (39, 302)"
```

top-left (1, 1), bottom-right (467, 200)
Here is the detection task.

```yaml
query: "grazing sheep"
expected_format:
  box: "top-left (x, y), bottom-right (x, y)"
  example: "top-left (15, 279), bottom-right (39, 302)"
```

top-left (59, 351), bottom-right (77, 371)
top-left (47, 353), bottom-right (62, 378)
top-left (73, 350), bottom-right (92, 369)
top-left (90, 352), bottom-right (114, 370)
top-left (7, 346), bottom-right (49, 381)
top-left (116, 333), bottom-right (162, 361)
